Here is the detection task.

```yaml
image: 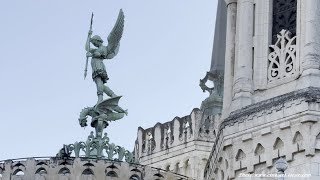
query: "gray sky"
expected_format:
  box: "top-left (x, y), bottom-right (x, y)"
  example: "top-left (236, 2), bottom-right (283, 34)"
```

top-left (0, 0), bottom-right (217, 160)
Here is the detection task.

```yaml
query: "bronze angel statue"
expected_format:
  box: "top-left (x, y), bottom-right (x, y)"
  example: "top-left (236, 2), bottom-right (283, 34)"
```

top-left (85, 9), bottom-right (125, 104)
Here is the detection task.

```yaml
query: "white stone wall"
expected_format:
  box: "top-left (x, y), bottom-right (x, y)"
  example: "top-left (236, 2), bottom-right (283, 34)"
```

top-left (0, 157), bottom-right (191, 180)
top-left (135, 109), bottom-right (218, 180)
top-left (205, 88), bottom-right (320, 179)
top-left (223, 0), bottom-right (320, 113)
top-left (205, 0), bottom-right (320, 179)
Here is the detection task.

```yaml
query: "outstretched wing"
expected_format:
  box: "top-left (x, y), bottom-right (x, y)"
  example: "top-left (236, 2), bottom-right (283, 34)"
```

top-left (95, 96), bottom-right (122, 114)
top-left (107, 9), bottom-right (125, 57)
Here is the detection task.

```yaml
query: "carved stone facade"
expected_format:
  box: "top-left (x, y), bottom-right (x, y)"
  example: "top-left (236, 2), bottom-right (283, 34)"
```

top-left (0, 157), bottom-right (191, 180)
top-left (134, 109), bottom-right (218, 180)
top-left (268, 29), bottom-right (297, 83)
top-left (205, 87), bottom-right (320, 179)
top-left (204, 0), bottom-right (320, 179)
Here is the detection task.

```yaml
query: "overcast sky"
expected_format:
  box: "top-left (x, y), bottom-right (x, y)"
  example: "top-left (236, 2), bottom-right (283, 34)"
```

top-left (0, 0), bottom-right (217, 160)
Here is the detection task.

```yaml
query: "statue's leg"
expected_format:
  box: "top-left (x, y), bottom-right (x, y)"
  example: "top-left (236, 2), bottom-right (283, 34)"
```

top-left (94, 77), bottom-right (104, 103)
top-left (103, 85), bottom-right (117, 98)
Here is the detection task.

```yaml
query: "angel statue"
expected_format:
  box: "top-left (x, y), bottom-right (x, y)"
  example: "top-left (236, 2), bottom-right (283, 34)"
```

top-left (84, 9), bottom-right (125, 104)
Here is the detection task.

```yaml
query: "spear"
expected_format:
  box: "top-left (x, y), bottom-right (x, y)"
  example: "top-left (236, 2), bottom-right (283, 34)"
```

top-left (84, 12), bottom-right (94, 79)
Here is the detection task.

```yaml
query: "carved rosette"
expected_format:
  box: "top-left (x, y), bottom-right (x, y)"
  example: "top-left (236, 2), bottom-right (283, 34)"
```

top-left (268, 29), bottom-right (297, 83)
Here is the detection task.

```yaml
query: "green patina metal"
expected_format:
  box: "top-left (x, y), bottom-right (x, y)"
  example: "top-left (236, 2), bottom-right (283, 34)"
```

top-left (56, 9), bottom-right (134, 163)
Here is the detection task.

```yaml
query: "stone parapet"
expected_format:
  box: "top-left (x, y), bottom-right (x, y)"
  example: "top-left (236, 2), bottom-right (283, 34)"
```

top-left (134, 108), bottom-right (220, 180)
top-left (0, 157), bottom-right (191, 180)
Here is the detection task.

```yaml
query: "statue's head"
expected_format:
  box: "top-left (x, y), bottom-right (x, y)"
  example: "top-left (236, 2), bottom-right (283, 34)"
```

top-left (91, 35), bottom-right (103, 47)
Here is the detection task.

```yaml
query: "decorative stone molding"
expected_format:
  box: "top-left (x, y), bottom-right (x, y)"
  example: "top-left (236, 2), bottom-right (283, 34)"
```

top-left (204, 87), bottom-right (320, 180)
top-left (0, 158), bottom-right (191, 180)
top-left (268, 29), bottom-right (297, 83)
top-left (223, 87), bottom-right (320, 129)
top-left (136, 109), bottom-right (201, 158)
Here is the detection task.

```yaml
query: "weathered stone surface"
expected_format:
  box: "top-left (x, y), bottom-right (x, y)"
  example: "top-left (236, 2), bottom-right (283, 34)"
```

top-left (135, 108), bottom-right (217, 180)
top-left (0, 157), bottom-right (191, 180)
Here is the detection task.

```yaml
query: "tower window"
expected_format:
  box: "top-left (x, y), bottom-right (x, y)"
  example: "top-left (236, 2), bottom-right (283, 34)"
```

top-left (272, 0), bottom-right (297, 43)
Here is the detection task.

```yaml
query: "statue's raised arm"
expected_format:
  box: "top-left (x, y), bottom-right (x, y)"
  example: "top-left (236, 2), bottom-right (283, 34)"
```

top-left (106, 9), bottom-right (125, 59)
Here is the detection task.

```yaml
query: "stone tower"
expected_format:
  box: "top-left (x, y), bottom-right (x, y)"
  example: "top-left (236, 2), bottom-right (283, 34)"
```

top-left (204, 0), bottom-right (320, 179)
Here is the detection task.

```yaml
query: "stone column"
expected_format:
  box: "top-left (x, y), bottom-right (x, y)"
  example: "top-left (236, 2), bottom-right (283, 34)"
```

top-left (222, 0), bottom-right (237, 117)
top-left (301, 0), bottom-right (320, 76)
top-left (232, 0), bottom-right (254, 110)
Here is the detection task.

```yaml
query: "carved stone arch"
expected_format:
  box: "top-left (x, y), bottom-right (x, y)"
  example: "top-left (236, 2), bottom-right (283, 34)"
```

top-left (254, 143), bottom-right (265, 163)
top-left (59, 161), bottom-right (71, 166)
top-left (12, 163), bottom-right (26, 177)
top-left (81, 168), bottom-right (95, 180)
top-left (107, 164), bottom-right (119, 169)
top-left (58, 167), bottom-right (70, 175)
top-left (82, 169), bottom-right (94, 175)
top-left (36, 162), bottom-right (48, 166)
top-left (254, 143), bottom-right (265, 156)
top-left (106, 171), bottom-right (118, 177)
top-left (130, 168), bottom-right (142, 174)
top-left (13, 169), bottom-right (24, 176)
top-left (274, 138), bottom-right (284, 149)
top-left (13, 163), bottom-right (25, 168)
top-left (58, 167), bottom-right (70, 180)
top-left (153, 173), bottom-right (164, 178)
top-left (35, 167), bottom-right (48, 175)
top-left (105, 164), bottom-right (120, 177)
top-left (129, 174), bottom-right (141, 180)
top-left (236, 149), bottom-right (246, 169)
top-left (12, 169), bottom-right (24, 180)
top-left (274, 137), bottom-right (284, 157)
top-left (235, 149), bottom-right (246, 161)
top-left (293, 131), bottom-right (303, 151)
top-left (83, 163), bottom-right (95, 167)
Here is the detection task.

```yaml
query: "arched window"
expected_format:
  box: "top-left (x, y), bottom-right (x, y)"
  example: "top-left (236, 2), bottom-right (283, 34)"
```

top-left (293, 131), bottom-right (303, 151)
top-left (272, 0), bottom-right (297, 43)
top-left (129, 174), bottom-right (140, 180)
top-left (106, 171), bottom-right (118, 177)
top-left (58, 167), bottom-right (70, 175)
top-left (13, 169), bottom-right (24, 176)
top-left (35, 168), bottom-right (47, 175)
